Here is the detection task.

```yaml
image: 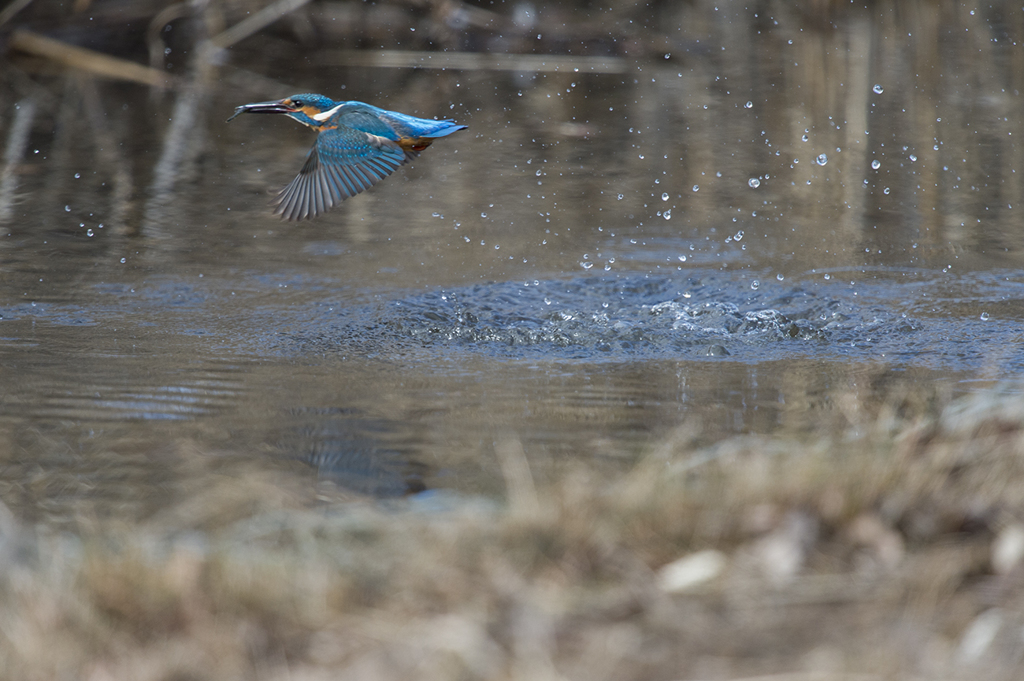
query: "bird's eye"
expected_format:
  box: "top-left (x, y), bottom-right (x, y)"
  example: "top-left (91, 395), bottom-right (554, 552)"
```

top-left (291, 99), bottom-right (303, 108)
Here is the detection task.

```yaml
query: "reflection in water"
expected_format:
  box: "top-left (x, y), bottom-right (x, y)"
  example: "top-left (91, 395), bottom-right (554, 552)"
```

top-left (78, 78), bottom-right (134, 232)
top-left (2, 1), bottom-right (1024, 518)
top-left (0, 98), bottom-right (35, 223)
top-left (142, 79), bottom-right (209, 234)
top-left (282, 407), bottom-right (427, 496)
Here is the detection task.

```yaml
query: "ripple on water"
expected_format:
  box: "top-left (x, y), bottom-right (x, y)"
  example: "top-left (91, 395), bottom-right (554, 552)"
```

top-left (290, 273), bottom-right (929, 365)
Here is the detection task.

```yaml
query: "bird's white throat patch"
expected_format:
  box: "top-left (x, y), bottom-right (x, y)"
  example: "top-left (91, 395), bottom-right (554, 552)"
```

top-left (312, 104), bottom-right (345, 122)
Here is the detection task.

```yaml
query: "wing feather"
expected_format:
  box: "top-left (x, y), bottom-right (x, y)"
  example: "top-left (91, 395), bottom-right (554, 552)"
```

top-left (272, 127), bottom-right (410, 220)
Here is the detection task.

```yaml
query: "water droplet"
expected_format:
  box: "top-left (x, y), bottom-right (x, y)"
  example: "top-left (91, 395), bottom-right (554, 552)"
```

top-left (980, 312), bottom-right (991, 321)
top-left (873, 84), bottom-right (884, 94)
top-left (663, 209), bottom-right (672, 220)
top-left (750, 280), bottom-right (760, 290)
top-left (661, 192), bottom-right (669, 201)
top-left (638, 154), bottom-right (645, 159)
top-left (481, 212), bottom-right (487, 218)
top-left (909, 154), bottom-right (917, 162)
top-left (816, 153), bottom-right (828, 166)
top-left (535, 169), bottom-right (542, 176)
top-left (86, 228), bottom-right (94, 237)
top-left (744, 101), bottom-right (753, 108)
top-left (617, 194), bottom-right (624, 200)
top-left (801, 134), bottom-right (809, 142)
top-left (678, 255), bottom-right (687, 262)
top-left (776, 273), bottom-right (784, 281)
top-left (64, 205), bottom-right (71, 212)
top-left (692, 185), bottom-right (700, 192)
top-left (823, 273), bottom-right (831, 280)
top-left (581, 261), bottom-right (594, 270)
top-left (748, 178), bottom-right (760, 188)
top-left (871, 160), bottom-right (881, 169)
top-left (120, 257), bottom-right (126, 264)
top-left (883, 187), bottom-right (890, 195)
top-left (74, 172), bottom-right (81, 179)
top-left (733, 230), bottom-right (744, 241)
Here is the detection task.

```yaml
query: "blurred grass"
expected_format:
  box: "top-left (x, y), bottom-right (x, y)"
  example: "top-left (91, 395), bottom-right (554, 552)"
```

top-left (4, 385), bottom-right (1024, 680)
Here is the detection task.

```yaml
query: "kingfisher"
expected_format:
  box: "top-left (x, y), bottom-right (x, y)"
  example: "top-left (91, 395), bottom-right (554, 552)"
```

top-left (229, 93), bottom-right (467, 220)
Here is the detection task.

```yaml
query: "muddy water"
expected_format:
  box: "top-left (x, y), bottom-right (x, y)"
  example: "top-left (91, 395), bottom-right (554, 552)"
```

top-left (3, 2), bottom-right (1024, 522)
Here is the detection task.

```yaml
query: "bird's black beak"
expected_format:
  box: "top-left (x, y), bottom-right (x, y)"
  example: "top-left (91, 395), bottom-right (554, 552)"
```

top-left (227, 99), bottom-right (294, 122)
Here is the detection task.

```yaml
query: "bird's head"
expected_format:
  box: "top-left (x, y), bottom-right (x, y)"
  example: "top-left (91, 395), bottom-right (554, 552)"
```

top-left (227, 93), bottom-right (342, 129)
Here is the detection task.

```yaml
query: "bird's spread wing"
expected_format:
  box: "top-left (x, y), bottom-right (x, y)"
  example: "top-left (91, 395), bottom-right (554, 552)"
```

top-left (272, 127), bottom-right (409, 220)
top-left (334, 111), bottom-right (423, 162)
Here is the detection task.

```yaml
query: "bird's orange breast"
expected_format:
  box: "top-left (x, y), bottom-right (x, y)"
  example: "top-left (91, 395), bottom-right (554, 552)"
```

top-left (397, 137), bottom-right (434, 152)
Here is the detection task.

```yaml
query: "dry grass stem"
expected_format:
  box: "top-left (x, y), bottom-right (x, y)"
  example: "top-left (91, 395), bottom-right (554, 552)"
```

top-left (9, 30), bottom-right (175, 88)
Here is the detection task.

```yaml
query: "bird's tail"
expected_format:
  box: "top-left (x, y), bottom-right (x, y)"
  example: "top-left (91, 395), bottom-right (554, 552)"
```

top-left (423, 122), bottom-right (468, 138)
top-left (378, 110), bottom-right (468, 140)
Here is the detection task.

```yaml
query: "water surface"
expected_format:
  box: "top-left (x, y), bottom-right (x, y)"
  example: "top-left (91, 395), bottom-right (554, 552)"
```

top-left (2, 1), bottom-right (1024, 521)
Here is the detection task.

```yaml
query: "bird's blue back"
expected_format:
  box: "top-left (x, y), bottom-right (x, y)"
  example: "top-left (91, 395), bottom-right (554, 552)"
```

top-left (320, 101), bottom-right (453, 135)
